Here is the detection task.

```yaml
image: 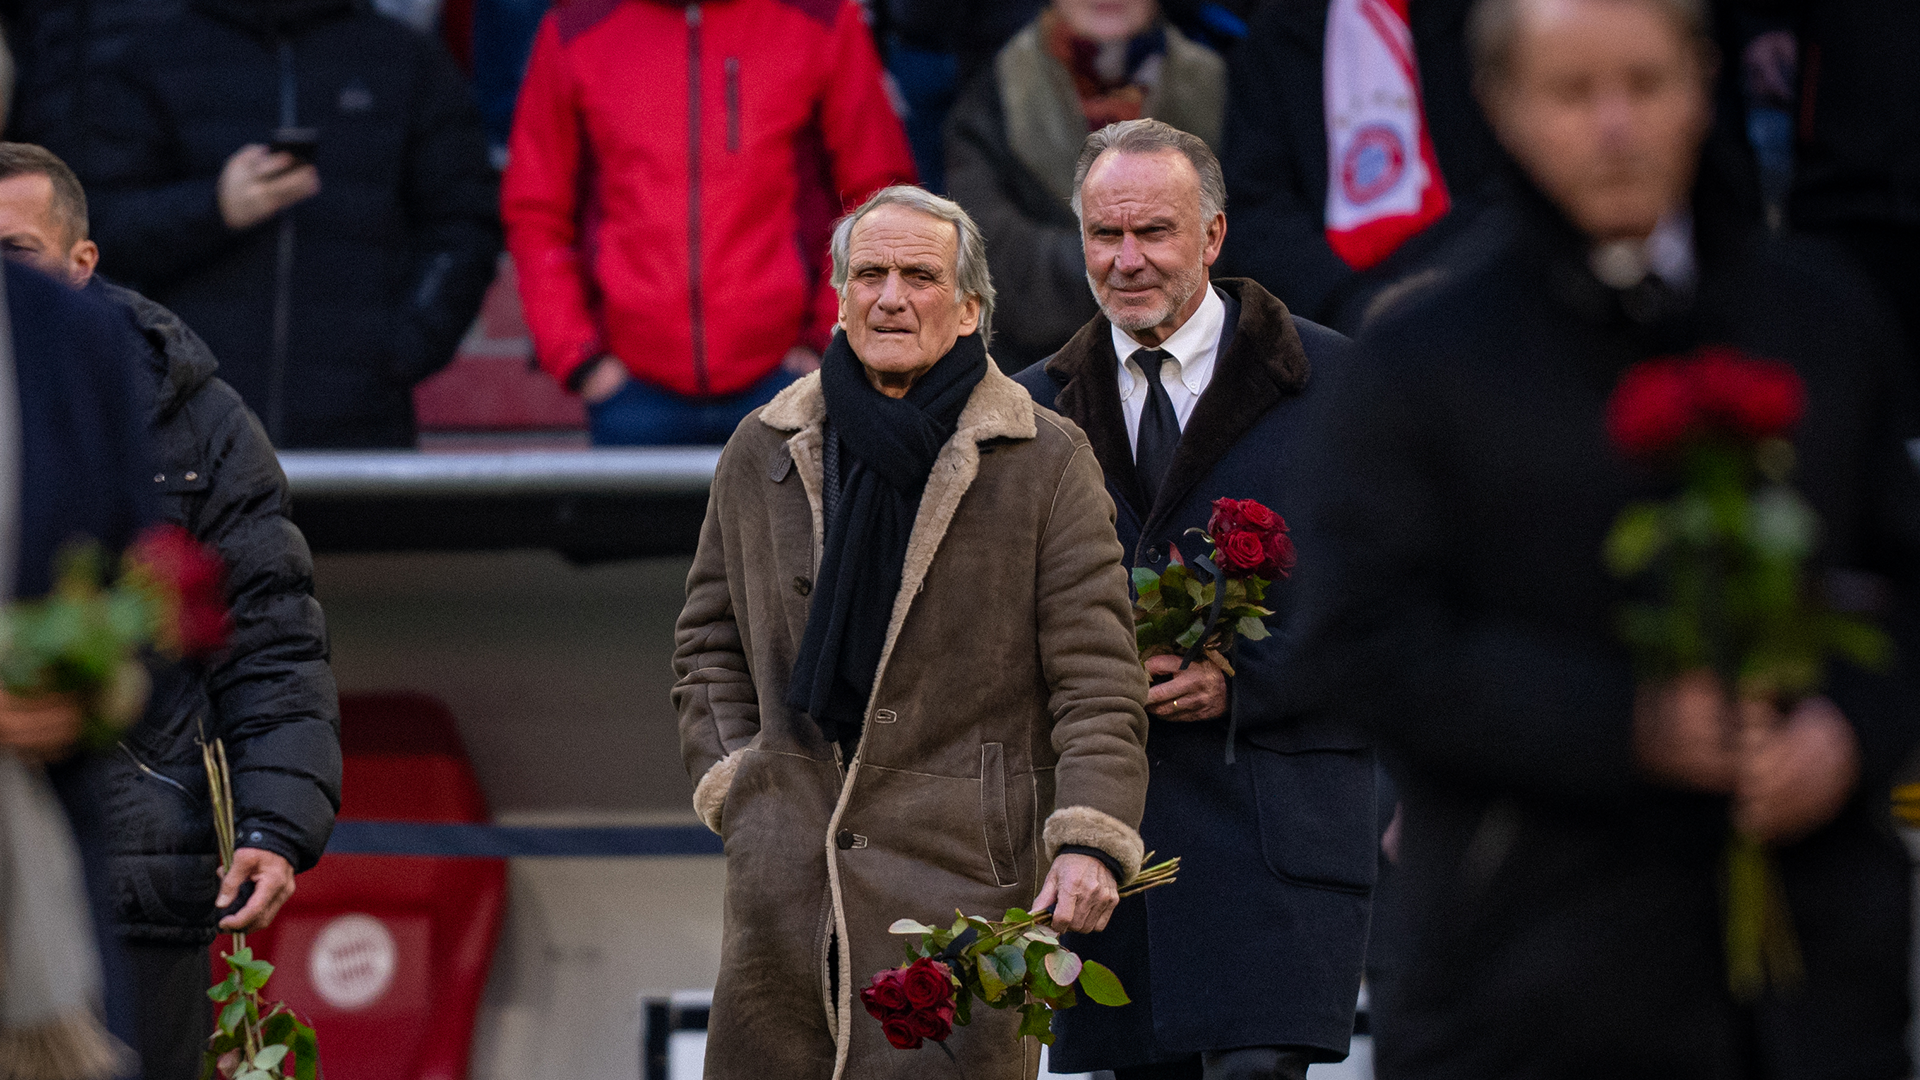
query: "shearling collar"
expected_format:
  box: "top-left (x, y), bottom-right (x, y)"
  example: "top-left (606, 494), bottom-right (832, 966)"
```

top-left (1044, 277), bottom-right (1309, 530)
top-left (759, 350), bottom-right (1037, 444)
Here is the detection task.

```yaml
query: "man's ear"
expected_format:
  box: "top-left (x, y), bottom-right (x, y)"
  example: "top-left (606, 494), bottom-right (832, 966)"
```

top-left (1202, 212), bottom-right (1227, 268)
top-left (957, 293), bottom-right (981, 336)
top-left (67, 239), bottom-right (99, 287)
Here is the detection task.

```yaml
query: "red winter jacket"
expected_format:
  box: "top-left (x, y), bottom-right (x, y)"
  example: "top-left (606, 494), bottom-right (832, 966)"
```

top-left (503, 0), bottom-right (916, 398)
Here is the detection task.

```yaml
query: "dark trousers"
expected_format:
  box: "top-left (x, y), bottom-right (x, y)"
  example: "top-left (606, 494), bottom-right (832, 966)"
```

top-left (126, 941), bottom-right (214, 1080)
top-left (1114, 1047), bottom-right (1314, 1080)
top-left (1817, 223), bottom-right (1920, 366)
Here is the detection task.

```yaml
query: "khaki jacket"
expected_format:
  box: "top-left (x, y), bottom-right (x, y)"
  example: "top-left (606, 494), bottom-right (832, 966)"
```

top-left (674, 361), bottom-right (1150, 1080)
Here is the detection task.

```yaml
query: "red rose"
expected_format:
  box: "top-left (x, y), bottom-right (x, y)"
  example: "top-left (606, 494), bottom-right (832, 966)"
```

top-left (882, 1017), bottom-right (922, 1050)
top-left (901, 959), bottom-right (952, 1010)
top-left (1607, 359), bottom-right (1699, 458)
top-left (907, 1005), bottom-right (954, 1042)
top-left (1236, 499), bottom-right (1279, 532)
top-left (1219, 530), bottom-right (1268, 575)
top-left (1691, 347), bottom-right (1804, 440)
top-left (861, 970), bottom-right (909, 1019)
top-left (1206, 498), bottom-right (1248, 542)
top-left (1260, 530), bottom-right (1297, 580)
top-left (127, 524), bottom-right (230, 657)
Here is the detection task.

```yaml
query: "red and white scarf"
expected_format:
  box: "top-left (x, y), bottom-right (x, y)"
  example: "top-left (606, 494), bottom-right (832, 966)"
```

top-left (1323, 0), bottom-right (1450, 270)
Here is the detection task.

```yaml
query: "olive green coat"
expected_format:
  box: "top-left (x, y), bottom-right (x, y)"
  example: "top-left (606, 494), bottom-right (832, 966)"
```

top-left (674, 360), bottom-right (1150, 1080)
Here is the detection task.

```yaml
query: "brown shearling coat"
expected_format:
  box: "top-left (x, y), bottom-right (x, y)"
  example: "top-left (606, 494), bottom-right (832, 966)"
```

top-left (674, 360), bottom-right (1151, 1080)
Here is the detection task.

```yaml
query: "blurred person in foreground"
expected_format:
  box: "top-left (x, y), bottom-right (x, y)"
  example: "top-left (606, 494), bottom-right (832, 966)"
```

top-left (1289, 0), bottom-right (1920, 1076)
top-left (57, 0), bottom-right (500, 448)
top-left (674, 185), bottom-right (1148, 1078)
top-left (945, 0), bottom-right (1224, 370)
top-left (0, 141), bottom-right (341, 1080)
top-left (0, 260), bottom-right (155, 1074)
top-left (1015, 118), bottom-right (1371, 1080)
top-left (503, 0), bottom-right (915, 446)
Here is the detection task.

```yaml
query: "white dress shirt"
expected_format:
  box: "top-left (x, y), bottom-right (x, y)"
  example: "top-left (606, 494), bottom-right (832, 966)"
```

top-left (1112, 284), bottom-right (1228, 452)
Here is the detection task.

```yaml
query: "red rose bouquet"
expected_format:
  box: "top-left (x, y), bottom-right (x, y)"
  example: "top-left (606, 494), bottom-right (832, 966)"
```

top-left (1603, 346), bottom-right (1887, 1000)
top-left (865, 857), bottom-right (1180, 1053)
top-left (0, 523), bottom-right (231, 750)
top-left (1131, 498), bottom-right (1294, 676)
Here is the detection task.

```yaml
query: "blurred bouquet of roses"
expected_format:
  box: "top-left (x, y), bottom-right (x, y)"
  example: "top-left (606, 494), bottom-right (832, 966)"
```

top-left (865, 857), bottom-right (1179, 1053)
top-left (1132, 498), bottom-right (1293, 676)
top-left (1603, 346), bottom-right (1886, 1000)
top-left (0, 523), bottom-right (230, 751)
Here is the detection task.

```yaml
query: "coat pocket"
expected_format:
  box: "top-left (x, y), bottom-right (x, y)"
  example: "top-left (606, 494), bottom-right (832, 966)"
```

top-left (980, 743), bottom-right (1019, 887)
top-left (1249, 746), bottom-right (1379, 892)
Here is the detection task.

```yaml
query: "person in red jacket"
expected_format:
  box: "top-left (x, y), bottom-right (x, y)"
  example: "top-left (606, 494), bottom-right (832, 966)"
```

top-left (504, 0), bottom-right (917, 444)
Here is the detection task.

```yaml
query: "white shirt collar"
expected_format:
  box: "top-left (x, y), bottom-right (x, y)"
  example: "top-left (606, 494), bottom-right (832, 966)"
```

top-left (1112, 283), bottom-right (1227, 402)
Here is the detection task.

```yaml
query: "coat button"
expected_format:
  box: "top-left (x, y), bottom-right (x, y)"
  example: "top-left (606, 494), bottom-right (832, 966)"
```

top-left (153, 473), bottom-right (165, 483)
top-left (1148, 547), bottom-right (1164, 564)
top-left (184, 471), bottom-right (199, 481)
top-left (794, 576), bottom-right (813, 597)
top-left (836, 829), bottom-right (856, 850)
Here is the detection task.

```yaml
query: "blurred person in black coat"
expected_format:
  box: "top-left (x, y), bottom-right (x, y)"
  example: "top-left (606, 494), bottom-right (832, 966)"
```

top-left (51, 0), bottom-right (500, 448)
top-left (1017, 119), bottom-right (1372, 1080)
top-left (1289, 0), bottom-right (1920, 1076)
top-left (1732, 0), bottom-right (1920, 366)
top-left (0, 140), bottom-right (341, 1080)
top-left (0, 257), bottom-right (157, 1063)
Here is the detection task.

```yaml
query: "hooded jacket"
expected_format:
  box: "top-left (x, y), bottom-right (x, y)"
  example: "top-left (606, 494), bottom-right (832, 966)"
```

top-left (97, 280), bottom-right (341, 944)
top-left (64, 0), bottom-right (500, 448)
top-left (502, 0), bottom-right (916, 398)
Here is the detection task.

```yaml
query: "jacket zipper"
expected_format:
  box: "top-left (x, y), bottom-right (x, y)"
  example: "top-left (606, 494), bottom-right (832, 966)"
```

top-left (117, 742), bottom-right (195, 799)
top-left (266, 37), bottom-right (299, 444)
top-left (724, 57), bottom-right (741, 152)
top-left (686, 4), bottom-right (711, 396)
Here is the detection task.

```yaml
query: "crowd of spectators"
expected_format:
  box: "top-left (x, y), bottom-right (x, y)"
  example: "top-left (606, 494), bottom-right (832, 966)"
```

top-left (0, 0), bottom-right (1903, 450)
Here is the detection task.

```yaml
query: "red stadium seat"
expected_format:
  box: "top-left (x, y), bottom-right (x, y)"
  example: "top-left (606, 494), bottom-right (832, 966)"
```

top-left (213, 693), bottom-right (507, 1080)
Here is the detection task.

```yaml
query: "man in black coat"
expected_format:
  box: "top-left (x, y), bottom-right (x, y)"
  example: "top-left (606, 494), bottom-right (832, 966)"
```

top-left (1016, 119), bottom-right (1373, 1080)
top-left (0, 141), bottom-right (341, 1080)
top-left (1290, 0), bottom-right (1920, 1076)
top-left (49, 0), bottom-right (500, 448)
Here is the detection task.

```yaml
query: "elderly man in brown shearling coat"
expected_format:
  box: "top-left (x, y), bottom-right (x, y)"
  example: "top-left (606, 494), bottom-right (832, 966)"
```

top-left (674, 185), bottom-right (1151, 1080)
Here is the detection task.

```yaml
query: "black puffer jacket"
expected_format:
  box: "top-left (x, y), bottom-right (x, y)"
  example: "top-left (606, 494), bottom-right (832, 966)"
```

top-left (61, 0), bottom-right (500, 448)
top-left (99, 279), bottom-right (341, 944)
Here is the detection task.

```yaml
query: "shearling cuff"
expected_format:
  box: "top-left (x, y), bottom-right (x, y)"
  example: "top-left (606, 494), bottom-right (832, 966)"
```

top-left (1043, 806), bottom-right (1145, 885)
top-left (692, 748), bottom-right (747, 834)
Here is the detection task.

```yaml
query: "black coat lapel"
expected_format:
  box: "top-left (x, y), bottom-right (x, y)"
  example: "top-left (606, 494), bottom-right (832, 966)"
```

top-left (1144, 279), bottom-right (1311, 535)
top-left (1044, 317), bottom-right (1148, 516)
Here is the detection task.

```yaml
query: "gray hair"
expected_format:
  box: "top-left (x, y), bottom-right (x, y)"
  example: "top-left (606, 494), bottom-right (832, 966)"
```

top-left (1469, 0), bottom-right (1709, 86)
top-left (830, 185), bottom-right (996, 349)
top-left (1070, 118), bottom-right (1227, 224)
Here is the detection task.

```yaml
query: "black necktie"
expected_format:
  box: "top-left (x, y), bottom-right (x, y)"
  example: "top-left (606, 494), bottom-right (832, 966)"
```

top-left (1132, 347), bottom-right (1181, 505)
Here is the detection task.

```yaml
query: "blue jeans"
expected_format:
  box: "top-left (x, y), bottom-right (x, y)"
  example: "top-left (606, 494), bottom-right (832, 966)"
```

top-left (588, 368), bottom-right (797, 446)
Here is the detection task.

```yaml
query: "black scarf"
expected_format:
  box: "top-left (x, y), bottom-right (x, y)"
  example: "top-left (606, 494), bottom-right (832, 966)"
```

top-left (787, 330), bottom-right (989, 751)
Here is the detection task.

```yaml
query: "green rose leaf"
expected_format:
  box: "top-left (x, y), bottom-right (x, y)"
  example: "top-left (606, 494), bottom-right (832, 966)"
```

top-left (218, 998), bottom-right (247, 1036)
top-left (889, 919), bottom-right (936, 936)
top-left (253, 1045), bottom-right (289, 1071)
top-left (1077, 959), bottom-right (1131, 1006)
top-left (1019, 1001), bottom-right (1054, 1042)
top-left (1237, 616), bottom-right (1270, 641)
top-left (208, 973), bottom-right (240, 1002)
top-left (1043, 948), bottom-right (1083, 988)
